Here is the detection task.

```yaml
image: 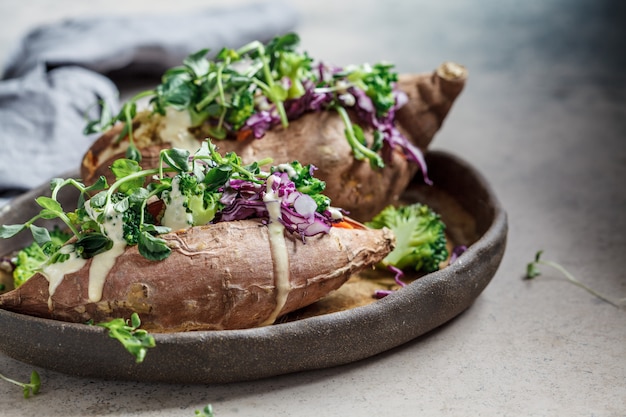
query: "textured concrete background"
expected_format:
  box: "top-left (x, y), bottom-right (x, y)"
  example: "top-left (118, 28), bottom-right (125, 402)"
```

top-left (1, 0), bottom-right (625, 416)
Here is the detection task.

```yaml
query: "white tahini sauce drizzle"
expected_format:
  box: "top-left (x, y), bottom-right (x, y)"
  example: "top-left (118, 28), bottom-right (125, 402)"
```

top-left (41, 248), bottom-right (87, 310)
top-left (327, 207), bottom-right (344, 221)
top-left (161, 176), bottom-right (193, 231)
top-left (86, 204), bottom-right (127, 303)
top-left (275, 163), bottom-right (297, 179)
top-left (40, 201), bottom-right (129, 307)
top-left (261, 175), bottom-right (292, 326)
top-left (159, 108), bottom-right (202, 154)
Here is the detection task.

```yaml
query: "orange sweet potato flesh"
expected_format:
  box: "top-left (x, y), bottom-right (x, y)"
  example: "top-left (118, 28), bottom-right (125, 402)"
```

top-left (80, 63), bottom-right (467, 221)
top-left (0, 219), bottom-right (394, 332)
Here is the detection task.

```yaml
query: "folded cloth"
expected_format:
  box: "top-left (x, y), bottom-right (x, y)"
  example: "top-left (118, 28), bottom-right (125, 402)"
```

top-left (0, 2), bottom-right (298, 207)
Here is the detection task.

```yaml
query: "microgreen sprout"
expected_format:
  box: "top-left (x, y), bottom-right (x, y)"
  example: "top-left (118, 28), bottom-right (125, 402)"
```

top-left (335, 106), bottom-right (384, 168)
top-left (525, 251), bottom-right (625, 309)
top-left (195, 404), bottom-right (216, 417)
top-left (0, 370), bottom-right (41, 398)
top-left (97, 313), bottom-right (155, 363)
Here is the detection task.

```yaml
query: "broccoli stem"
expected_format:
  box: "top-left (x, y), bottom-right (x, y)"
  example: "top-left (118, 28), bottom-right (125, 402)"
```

top-left (335, 106), bottom-right (384, 168)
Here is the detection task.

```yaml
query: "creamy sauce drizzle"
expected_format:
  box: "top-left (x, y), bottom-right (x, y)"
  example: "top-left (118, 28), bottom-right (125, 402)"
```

top-left (260, 175), bottom-right (292, 326)
top-left (87, 205), bottom-right (127, 302)
top-left (159, 108), bottom-right (202, 154)
top-left (275, 163), bottom-right (297, 178)
top-left (42, 250), bottom-right (87, 310)
top-left (41, 201), bottom-right (129, 307)
top-left (327, 207), bottom-right (344, 221)
top-left (161, 176), bottom-right (193, 231)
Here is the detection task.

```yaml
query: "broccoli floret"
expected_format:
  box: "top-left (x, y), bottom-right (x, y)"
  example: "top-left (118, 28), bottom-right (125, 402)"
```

top-left (366, 203), bottom-right (449, 273)
top-left (226, 89), bottom-right (255, 130)
top-left (176, 172), bottom-right (222, 225)
top-left (177, 171), bottom-right (200, 194)
top-left (122, 208), bottom-right (142, 246)
top-left (12, 227), bottom-right (72, 287)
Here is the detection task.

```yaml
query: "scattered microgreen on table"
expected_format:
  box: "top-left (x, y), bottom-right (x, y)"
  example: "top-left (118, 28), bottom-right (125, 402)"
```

top-left (0, 370), bottom-right (40, 398)
top-left (194, 404), bottom-right (215, 417)
top-left (525, 250), bottom-right (625, 309)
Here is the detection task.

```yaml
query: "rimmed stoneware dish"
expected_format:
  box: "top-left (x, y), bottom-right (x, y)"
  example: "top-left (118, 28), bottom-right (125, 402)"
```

top-left (0, 150), bottom-right (507, 383)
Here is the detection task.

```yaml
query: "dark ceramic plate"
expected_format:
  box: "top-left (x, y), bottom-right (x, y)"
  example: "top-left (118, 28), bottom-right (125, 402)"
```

top-left (0, 151), bottom-right (507, 383)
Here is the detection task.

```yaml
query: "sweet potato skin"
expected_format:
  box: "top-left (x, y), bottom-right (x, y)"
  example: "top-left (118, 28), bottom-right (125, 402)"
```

top-left (81, 66), bottom-right (467, 221)
top-left (395, 63), bottom-right (468, 150)
top-left (0, 219), bottom-right (394, 332)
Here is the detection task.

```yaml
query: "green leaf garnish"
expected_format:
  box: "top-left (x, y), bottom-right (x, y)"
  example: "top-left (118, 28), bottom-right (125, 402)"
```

top-left (35, 196), bottom-right (63, 213)
top-left (138, 231), bottom-right (171, 261)
top-left (0, 370), bottom-right (41, 398)
top-left (0, 224), bottom-right (25, 238)
top-left (75, 233), bottom-right (113, 259)
top-left (161, 148), bottom-right (191, 173)
top-left (195, 404), bottom-right (215, 417)
top-left (97, 313), bottom-right (156, 363)
top-left (30, 224), bottom-right (51, 245)
top-left (111, 159), bottom-right (144, 194)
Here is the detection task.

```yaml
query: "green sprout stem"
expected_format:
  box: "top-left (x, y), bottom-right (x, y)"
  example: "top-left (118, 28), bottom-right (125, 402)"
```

top-left (195, 404), bottom-right (215, 417)
top-left (105, 168), bottom-right (159, 206)
top-left (195, 85), bottom-right (221, 112)
top-left (204, 143), bottom-right (272, 181)
top-left (0, 370), bottom-right (41, 398)
top-left (335, 106), bottom-right (384, 168)
top-left (216, 62), bottom-right (227, 107)
top-left (250, 78), bottom-right (289, 128)
top-left (527, 251), bottom-right (625, 309)
top-left (122, 90), bottom-right (155, 160)
top-left (25, 207), bottom-right (80, 239)
top-left (238, 40), bottom-right (289, 128)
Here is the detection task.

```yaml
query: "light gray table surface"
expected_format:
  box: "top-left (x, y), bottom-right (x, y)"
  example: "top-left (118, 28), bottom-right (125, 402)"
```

top-left (1, 0), bottom-right (624, 416)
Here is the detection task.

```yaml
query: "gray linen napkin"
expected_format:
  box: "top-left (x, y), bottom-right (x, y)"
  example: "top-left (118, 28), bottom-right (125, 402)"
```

top-left (0, 2), bottom-right (297, 207)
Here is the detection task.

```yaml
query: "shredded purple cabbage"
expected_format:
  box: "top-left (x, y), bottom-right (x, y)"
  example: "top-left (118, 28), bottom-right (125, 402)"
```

top-left (449, 245), bottom-right (468, 264)
top-left (374, 265), bottom-right (408, 299)
top-left (242, 111), bottom-right (281, 139)
top-left (216, 172), bottom-right (333, 238)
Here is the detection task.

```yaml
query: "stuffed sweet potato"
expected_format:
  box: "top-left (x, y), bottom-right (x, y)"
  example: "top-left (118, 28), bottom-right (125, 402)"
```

top-left (81, 33), bottom-right (467, 221)
top-left (0, 141), bottom-right (394, 332)
top-left (0, 218), bottom-right (393, 332)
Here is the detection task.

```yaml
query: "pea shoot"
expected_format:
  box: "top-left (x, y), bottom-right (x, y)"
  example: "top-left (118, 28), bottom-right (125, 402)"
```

top-left (97, 313), bottom-right (155, 363)
top-left (0, 370), bottom-right (40, 398)
top-left (195, 404), bottom-right (215, 417)
top-left (525, 251), bottom-right (625, 309)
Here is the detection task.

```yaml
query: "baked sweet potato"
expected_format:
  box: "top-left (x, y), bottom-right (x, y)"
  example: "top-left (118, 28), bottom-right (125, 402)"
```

top-left (80, 35), bottom-right (467, 222)
top-left (0, 140), bottom-right (396, 332)
top-left (0, 218), bottom-right (393, 332)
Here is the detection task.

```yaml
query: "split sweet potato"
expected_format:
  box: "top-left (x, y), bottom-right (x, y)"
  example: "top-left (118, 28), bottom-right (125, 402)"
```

top-left (80, 63), bottom-right (467, 222)
top-left (0, 219), bottom-right (394, 332)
